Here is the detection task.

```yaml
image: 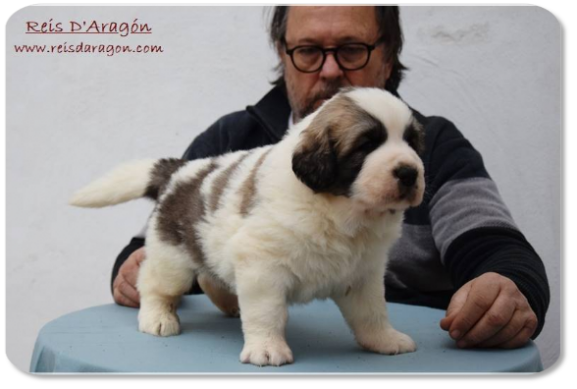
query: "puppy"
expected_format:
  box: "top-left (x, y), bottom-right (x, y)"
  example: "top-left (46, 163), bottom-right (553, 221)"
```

top-left (71, 87), bottom-right (425, 367)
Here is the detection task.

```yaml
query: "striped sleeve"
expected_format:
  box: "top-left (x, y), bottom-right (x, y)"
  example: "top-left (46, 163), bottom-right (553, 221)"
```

top-left (425, 116), bottom-right (550, 338)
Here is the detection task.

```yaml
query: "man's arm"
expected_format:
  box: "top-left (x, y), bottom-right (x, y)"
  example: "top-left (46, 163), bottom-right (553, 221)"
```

top-left (423, 116), bottom-right (550, 346)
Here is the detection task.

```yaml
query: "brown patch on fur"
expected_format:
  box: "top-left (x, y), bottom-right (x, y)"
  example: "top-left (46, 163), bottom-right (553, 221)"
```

top-left (197, 273), bottom-right (240, 317)
top-left (292, 94), bottom-right (386, 195)
top-left (145, 158), bottom-right (187, 200)
top-left (155, 161), bottom-right (218, 264)
top-left (209, 152), bottom-right (250, 214)
top-left (305, 95), bottom-right (384, 155)
top-left (239, 149), bottom-right (272, 216)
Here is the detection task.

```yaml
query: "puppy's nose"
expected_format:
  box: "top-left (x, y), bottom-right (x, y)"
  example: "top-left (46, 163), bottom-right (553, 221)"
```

top-left (394, 165), bottom-right (418, 188)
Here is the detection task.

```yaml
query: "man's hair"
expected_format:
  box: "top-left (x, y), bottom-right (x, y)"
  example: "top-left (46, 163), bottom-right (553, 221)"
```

top-left (268, 6), bottom-right (407, 94)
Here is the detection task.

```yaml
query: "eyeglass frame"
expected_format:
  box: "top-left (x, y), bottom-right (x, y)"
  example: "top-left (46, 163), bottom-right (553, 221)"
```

top-left (283, 39), bottom-right (384, 73)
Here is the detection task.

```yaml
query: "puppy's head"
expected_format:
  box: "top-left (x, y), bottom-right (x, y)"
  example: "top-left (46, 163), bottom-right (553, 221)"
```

top-left (292, 87), bottom-right (425, 215)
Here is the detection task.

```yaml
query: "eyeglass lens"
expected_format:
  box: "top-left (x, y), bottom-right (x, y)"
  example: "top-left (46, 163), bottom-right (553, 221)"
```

top-left (292, 44), bottom-right (370, 72)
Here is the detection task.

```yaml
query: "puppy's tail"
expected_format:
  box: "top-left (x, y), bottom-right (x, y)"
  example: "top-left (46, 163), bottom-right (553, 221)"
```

top-left (69, 158), bottom-right (186, 208)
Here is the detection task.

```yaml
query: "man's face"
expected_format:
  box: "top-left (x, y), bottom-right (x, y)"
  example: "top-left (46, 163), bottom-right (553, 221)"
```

top-left (281, 6), bottom-right (392, 122)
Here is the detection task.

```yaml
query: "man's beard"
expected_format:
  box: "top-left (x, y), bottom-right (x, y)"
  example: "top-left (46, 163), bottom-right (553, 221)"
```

top-left (287, 80), bottom-right (346, 122)
top-left (285, 69), bottom-right (388, 122)
top-left (293, 81), bottom-right (344, 121)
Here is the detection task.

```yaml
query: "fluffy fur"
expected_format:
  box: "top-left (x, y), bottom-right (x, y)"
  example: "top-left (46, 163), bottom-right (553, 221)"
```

top-left (71, 88), bottom-right (425, 367)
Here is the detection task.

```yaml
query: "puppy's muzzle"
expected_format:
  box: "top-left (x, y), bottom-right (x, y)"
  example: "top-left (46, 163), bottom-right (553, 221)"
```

top-left (393, 165), bottom-right (419, 200)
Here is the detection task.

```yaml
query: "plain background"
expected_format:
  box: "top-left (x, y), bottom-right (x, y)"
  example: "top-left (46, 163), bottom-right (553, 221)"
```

top-left (6, 5), bottom-right (560, 372)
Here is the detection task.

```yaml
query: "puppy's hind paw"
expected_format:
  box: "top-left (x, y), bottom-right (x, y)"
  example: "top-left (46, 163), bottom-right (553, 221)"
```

top-left (240, 339), bottom-right (294, 367)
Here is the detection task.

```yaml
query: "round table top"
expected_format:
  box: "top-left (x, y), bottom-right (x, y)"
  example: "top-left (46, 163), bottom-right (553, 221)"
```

top-left (30, 295), bottom-right (543, 373)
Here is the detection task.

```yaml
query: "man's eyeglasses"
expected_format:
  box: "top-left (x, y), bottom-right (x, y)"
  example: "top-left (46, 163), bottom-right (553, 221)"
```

top-left (284, 41), bottom-right (382, 73)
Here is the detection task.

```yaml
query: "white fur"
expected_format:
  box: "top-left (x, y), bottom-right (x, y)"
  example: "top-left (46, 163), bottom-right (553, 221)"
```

top-left (69, 159), bottom-right (157, 208)
top-left (347, 88), bottom-right (413, 135)
top-left (73, 88), bottom-right (423, 367)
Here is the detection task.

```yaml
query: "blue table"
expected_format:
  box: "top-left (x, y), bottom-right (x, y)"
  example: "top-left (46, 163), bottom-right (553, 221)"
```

top-left (30, 295), bottom-right (542, 373)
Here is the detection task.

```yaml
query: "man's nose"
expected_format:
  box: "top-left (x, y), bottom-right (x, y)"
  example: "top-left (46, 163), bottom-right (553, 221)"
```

top-left (319, 53), bottom-right (344, 80)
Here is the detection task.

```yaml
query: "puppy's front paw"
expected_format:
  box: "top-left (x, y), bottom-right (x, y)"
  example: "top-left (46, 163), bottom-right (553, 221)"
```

top-left (358, 328), bottom-right (417, 355)
top-left (240, 339), bottom-right (294, 367)
top-left (138, 310), bottom-right (181, 337)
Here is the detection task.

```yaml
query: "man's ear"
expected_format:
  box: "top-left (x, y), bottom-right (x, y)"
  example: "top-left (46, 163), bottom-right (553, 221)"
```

top-left (384, 60), bottom-right (393, 81)
top-left (292, 129), bottom-right (337, 193)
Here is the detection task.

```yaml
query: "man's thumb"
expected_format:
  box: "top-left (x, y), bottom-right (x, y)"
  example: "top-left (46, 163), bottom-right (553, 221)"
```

top-left (440, 282), bottom-right (471, 330)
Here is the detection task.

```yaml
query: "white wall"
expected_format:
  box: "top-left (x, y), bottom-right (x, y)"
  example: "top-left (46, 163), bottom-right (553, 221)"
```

top-left (6, 6), bottom-right (560, 372)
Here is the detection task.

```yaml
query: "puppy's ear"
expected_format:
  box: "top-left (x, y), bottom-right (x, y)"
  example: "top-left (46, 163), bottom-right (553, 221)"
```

top-left (404, 117), bottom-right (425, 156)
top-left (292, 128), bottom-right (337, 193)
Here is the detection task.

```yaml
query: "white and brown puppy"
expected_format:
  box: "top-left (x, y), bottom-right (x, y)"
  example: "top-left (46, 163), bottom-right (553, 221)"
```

top-left (71, 87), bottom-right (425, 367)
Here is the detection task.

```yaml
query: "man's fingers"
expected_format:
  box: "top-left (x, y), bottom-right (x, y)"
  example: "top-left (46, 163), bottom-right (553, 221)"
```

top-left (111, 249), bottom-right (145, 307)
top-left (498, 323), bottom-right (537, 349)
top-left (113, 286), bottom-right (139, 308)
top-left (477, 310), bottom-right (538, 349)
top-left (473, 309), bottom-right (524, 348)
top-left (456, 294), bottom-right (516, 348)
top-left (113, 273), bottom-right (140, 307)
top-left (448, 280), bottom-right (501, 340)
top-left (441, 273), bottom-right (538, 349)
top-left (118, 248), bottom-right (146, 293)
top-left (123, 262), bottom-right (140, 287)
top-left (439, 315), bottom-right (454, 331)
top-left (119, 278), bottom-right (141, 304)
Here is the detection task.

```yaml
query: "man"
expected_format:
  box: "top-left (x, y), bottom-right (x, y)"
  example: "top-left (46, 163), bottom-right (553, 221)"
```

top-left (112, 6), bottom-right (549, 350)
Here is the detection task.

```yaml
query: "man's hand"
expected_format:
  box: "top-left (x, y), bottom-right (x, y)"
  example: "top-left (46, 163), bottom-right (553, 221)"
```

top-left (112, 247), bottom-right (145, 308)
top-left (440, 272), bottom-right (538, 349)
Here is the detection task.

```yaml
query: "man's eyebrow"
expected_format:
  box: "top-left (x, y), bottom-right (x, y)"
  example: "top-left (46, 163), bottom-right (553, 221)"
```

top-left (287, 35), bottom-right (373, 47)
top-left (337, 35), bottom-right (369, 43)
top-left (286, 37), bottom-right (320, 46)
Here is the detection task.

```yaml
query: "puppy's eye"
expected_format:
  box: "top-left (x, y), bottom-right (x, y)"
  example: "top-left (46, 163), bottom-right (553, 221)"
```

top-left (355, 130), bottom-right (385, 153)
top-left (356, 135), bottom-right (375, 150)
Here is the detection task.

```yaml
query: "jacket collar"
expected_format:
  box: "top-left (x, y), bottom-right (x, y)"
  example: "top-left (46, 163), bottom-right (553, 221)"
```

top-left (246, 86), bottom-right (292, 142)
